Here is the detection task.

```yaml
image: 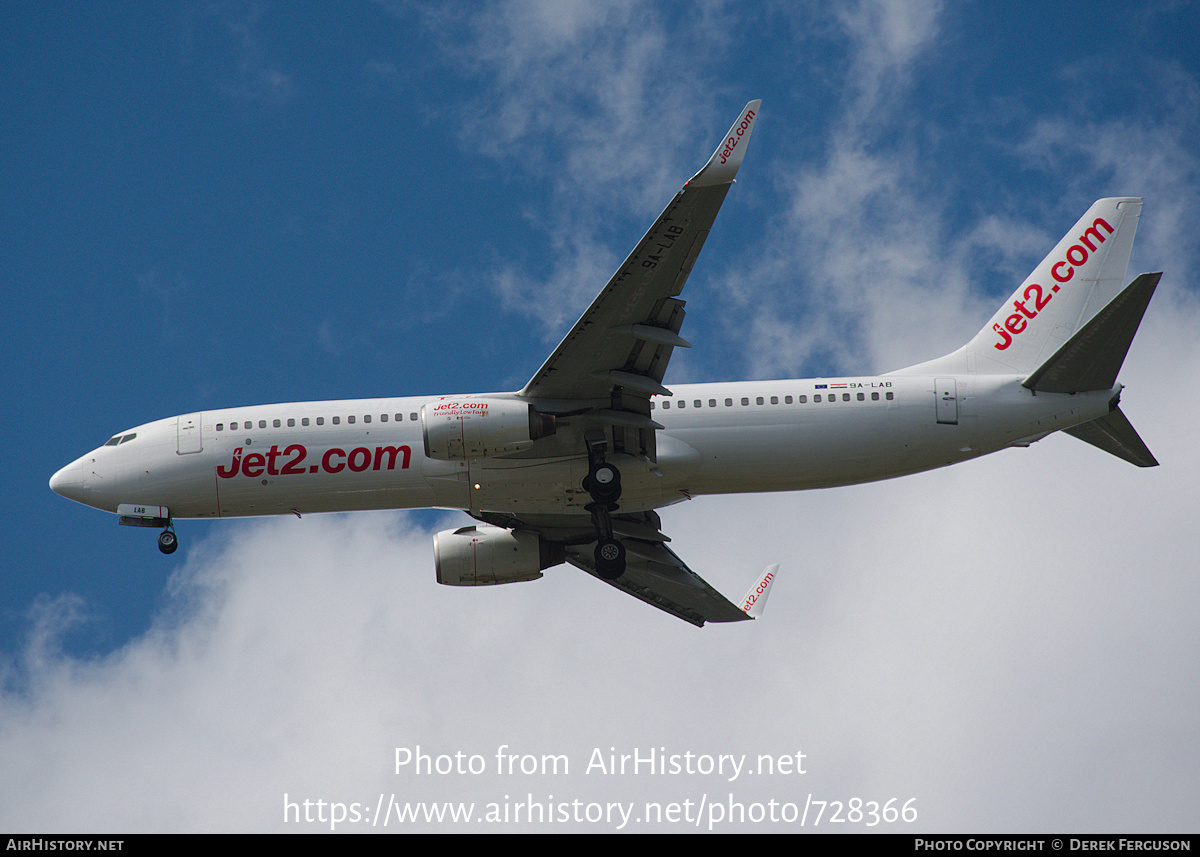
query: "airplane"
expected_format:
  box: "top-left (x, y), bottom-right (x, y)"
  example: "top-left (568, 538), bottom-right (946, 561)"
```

top-left (50, 100), bottom-right (1161, 627)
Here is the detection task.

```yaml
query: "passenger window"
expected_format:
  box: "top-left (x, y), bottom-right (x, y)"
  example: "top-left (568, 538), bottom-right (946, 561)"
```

top-left (381, 414), bottom-right (388, 422)
top-left (316, 417), bottom-right (324, 426)
top-left (814, 394), bottom-right (822, 402)
top-left (799, 395), bottom-right (807, 403)
top-left (410, 413), bottom-right (418, 421)
top-left (741, 397), bottom-right (749, 406)
top-left (258, 420), bottom-right (266, 429)
top-left (216, 424), bottom-right (224, 432)
top-left (886, 392), bottom-right (894, 400)
top-left (364, 415), bottom-right (371, 424)
top-left (871, 392), bottom-right (879, 401)
top-left (756, 397), bottom-right (764, 405)
top-left (842, 393), bottom-right (850, 401)
top-left (663, 401), bottom-right (671, 409)
top-left (348, 415), bottom-right (355, 424)
top-left (708, 399), bottom-right (716, 408)
top-left (725, 398), bottom-right (733, 407)
top-left (694, 400), bottom-right (701, 408)
top-left (333, 417), bottom-right (340, 425)
top-left (770, 396), bottom-right (778, 405)
top-left (650, 401), bottom-right (655, 409)
top-left (785, 396), bottom-right (793, 404)
top-left (273, 419), bottom-right (281, 428)
top-left (287, 418), bottom-right (295, 427)
top-left (857, 393), bottom-right (864, 401)
top-left (302, 417), bottom-right (310, 426)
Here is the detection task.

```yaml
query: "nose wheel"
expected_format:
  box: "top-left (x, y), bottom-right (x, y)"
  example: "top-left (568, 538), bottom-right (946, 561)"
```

top-left (117, 507), bottom-right (179, 555)
top-left (157, 526), bottom-right (178, 555)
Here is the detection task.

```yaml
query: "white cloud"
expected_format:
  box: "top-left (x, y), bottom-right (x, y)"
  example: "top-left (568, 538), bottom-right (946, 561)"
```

top-left (836, 0), bottom-right (944, 117)
top-left (421, 1), bottom-right (739, 333)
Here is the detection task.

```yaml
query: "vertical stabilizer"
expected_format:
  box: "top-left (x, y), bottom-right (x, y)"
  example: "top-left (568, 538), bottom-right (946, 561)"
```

top-left (967, 198), bottom-right (1142, 375)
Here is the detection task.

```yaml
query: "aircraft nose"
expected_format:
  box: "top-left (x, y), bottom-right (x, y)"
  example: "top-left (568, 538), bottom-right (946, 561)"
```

top-left (49, 458), bottom-right (88, 504)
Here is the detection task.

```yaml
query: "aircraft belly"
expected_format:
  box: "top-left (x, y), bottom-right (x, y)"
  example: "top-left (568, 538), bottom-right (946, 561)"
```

top-left (678, 419), bottom-right (893, 493)
top-left (466, 453), bottom-right (686, 515)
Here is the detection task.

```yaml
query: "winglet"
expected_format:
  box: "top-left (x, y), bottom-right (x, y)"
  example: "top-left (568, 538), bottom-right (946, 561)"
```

top-left (740, 563), bottom-right (778, 619)
top-left (686, 100), bottom-right (762, 188)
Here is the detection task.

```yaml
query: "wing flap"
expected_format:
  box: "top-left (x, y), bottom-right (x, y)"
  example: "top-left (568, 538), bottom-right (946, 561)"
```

top-left (566, 540), bottom-right (752, 627)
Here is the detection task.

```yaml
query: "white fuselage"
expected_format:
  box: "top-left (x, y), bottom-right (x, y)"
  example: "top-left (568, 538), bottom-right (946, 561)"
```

top-left (49, 373), bottom-right (1116, 522)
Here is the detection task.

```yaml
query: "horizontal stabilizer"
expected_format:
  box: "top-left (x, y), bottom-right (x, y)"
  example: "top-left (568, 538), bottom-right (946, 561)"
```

top-left (1064, 406), bottom-right (1158, 468)
top-left (1023, 272), bottom-right (1160, 393)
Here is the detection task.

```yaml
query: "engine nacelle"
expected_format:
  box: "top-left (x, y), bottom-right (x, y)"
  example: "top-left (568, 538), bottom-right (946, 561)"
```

top-left (433, 525), bottom-right (562, 586)
top-left (421, 398), bottom-right (554, 461)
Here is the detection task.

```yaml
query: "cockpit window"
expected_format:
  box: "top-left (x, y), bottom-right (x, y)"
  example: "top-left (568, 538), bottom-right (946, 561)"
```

top-left (105, 436), bottom-right (121, 446)
top-left (106, 432), bottom-right (137, 446)
top-left (119, 433), bottom-right (137, 444)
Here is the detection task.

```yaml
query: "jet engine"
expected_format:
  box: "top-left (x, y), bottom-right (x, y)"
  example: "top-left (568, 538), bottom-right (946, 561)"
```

top-left (433, 525), bottom-right (563, 586)
top-left (421, 398), bottom-right (555, 460)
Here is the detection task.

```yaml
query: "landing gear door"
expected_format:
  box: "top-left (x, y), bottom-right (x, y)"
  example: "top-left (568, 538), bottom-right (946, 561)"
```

top-left (935, 379), bottom-right (958, 425)
top-left (178, 413), bottom-right (203, 454)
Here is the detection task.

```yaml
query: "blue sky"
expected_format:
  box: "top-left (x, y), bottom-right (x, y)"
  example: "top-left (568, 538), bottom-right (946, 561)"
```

top-left (3, 0), bottom-right (1199, 832)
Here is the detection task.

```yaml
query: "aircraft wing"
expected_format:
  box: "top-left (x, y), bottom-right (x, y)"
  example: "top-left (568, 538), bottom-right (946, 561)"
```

top-left (474, 509), bottom-right (754, 627)
top-left (566, 535), bottom-right (752, 627)
top-left (508, 103), bottom-right (763, 626)
top-left (520, 101), bottom-right (761, 407)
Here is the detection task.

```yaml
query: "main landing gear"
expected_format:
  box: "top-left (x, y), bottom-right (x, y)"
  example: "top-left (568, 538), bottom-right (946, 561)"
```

top-left (583, 436), bottom-right (625, 580)
top-left (593, 536), bottom-right (626, 580)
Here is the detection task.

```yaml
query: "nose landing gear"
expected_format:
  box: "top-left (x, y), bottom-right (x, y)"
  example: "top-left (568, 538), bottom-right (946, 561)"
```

top-left (157, 526), bottom-right (178, 555)
top-left (116, 506), bottom-right (179, 554)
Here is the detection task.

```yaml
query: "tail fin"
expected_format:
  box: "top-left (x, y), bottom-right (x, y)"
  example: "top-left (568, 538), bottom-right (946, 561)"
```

top-left (968, 198), bottom-right (1143, 375)
top-left (893, 198), bottom-right (1144, 377)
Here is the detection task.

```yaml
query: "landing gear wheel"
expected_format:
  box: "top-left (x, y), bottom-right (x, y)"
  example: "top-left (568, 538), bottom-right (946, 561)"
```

top-left (584, 462), bottom-right (622, 505)
top-left (594, 538), bottom-right (626, 580)
top-left (158, 529), bottom-right (178, 555)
